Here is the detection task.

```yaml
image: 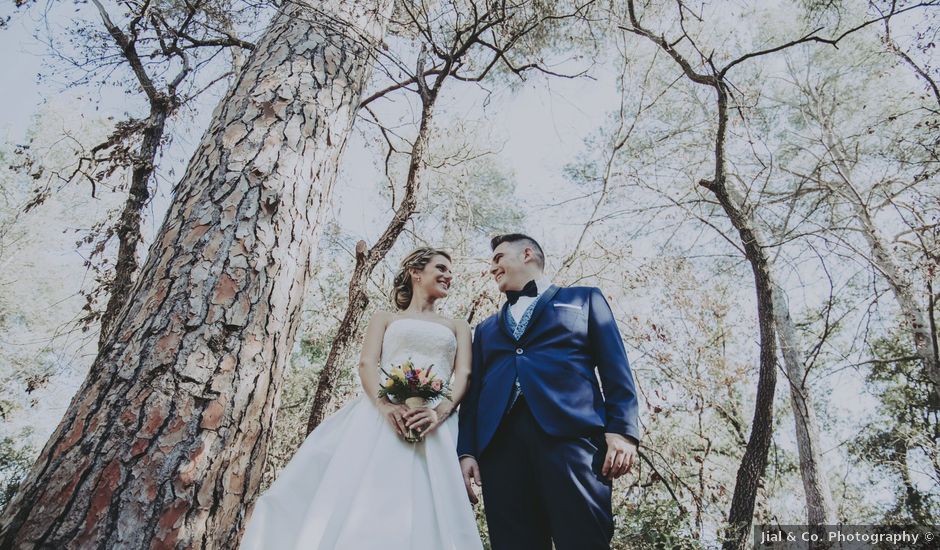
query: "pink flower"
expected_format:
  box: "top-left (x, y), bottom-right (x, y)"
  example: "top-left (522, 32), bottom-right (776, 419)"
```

top-left (431, 379), bottom-right (443, 391)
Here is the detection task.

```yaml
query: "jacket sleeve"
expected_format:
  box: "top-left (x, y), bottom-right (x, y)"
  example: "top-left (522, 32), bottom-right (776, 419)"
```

top-left (457, 323), bottom-right (484, 457)
top-left (588, 287), bottom-right (641, 445)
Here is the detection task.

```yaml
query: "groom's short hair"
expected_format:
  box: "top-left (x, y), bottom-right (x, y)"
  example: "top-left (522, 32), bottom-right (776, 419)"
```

top-left (490, 233), bottom-right (545, 270)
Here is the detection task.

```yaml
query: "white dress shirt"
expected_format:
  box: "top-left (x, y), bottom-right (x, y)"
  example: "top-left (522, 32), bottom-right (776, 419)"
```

top-left (508, 276), bottom-right (554, 321)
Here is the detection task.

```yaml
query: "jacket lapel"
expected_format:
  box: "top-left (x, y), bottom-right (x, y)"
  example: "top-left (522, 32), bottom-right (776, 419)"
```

top-left (497, 300), bottom-right (514, 340)
top-left (517, 284), bottom-right (560, 344)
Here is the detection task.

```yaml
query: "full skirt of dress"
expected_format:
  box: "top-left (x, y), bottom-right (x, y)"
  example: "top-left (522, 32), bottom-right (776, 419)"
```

top-left (239, 395), bottom-right (483, 550)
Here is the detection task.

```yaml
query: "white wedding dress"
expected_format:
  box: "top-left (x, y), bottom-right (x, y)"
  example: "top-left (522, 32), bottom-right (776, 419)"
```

top-left (240, 318), bottom-right (483, 550)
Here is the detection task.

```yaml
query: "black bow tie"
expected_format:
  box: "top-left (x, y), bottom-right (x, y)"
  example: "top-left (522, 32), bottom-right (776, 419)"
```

top-left (506, 280), bottom-right (538, 305)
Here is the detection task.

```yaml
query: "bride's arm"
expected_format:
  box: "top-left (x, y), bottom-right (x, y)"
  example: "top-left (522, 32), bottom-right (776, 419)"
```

top-left (357, 311), bottom-right (408, 436)
top-left (435, 319), bottom-right (472, 420)
top-left (357, 311), bottom-right (389, 401)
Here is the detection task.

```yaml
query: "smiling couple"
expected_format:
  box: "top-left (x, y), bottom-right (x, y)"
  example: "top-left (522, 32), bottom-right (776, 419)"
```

top-left (240, 234), bottom-right (641, 550)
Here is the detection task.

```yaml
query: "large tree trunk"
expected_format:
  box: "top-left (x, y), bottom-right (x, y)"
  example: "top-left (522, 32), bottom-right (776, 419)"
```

top-left (0, 1), bottom-right (393, 548)
top-left (305, 92), bottom-right (437, 435)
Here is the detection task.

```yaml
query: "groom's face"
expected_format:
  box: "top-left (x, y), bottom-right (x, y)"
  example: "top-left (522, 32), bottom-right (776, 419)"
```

top-left (490, 241), bottom-right (530, 292)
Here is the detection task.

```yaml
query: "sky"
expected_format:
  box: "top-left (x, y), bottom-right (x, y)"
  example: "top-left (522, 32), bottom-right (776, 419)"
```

top-left (0, 3), bottom-right (623, 244)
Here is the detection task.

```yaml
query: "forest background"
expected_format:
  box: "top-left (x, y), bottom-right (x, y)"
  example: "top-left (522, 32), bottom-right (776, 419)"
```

top-left (0, 0), bottom-right (938, 548)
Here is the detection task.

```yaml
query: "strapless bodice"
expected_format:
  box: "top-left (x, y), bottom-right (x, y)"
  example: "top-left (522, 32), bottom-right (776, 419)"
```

top-left (380, 318), bottom-right (458, 376)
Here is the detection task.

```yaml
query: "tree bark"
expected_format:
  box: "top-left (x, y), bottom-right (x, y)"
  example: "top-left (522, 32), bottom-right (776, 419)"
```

top-left (704, 88), bottom-right (778, 550)
top-left (708, 176), bottom-right (778, 550)
top-left (87, 0), bottom-right (179, 350)
top-left (723, 174), bottom-right (836, 528)
top-left (0, 1), bottom-right (393, 547)
top-left (84, 0), bottom-right (256, 350)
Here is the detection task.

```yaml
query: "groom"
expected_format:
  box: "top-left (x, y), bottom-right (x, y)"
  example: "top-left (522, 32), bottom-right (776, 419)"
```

top-left (457, 234), bottom-right (640, 550)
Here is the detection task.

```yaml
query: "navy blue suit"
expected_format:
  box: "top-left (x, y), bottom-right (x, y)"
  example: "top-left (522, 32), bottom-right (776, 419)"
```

top-left (457, 284), bottom-right (640, 550)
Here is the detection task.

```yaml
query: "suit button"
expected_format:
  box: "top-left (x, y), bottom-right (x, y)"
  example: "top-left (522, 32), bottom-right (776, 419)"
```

top-left (516, 348), bottom-right (523, 355)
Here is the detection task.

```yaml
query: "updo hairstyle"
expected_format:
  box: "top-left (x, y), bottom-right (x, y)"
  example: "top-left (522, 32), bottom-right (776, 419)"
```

top-left (391, 247), bottom-right (452, 310)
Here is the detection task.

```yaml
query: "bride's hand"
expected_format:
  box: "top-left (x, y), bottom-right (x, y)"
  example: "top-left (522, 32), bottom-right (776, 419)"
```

top-left (375, 400), bottom-right (409, 437)
top-left (404, 406), bottom-right (444, 436)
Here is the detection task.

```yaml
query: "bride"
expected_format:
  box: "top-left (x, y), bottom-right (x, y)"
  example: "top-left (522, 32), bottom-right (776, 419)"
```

top-left (240, 247), bottom-right (483, 550)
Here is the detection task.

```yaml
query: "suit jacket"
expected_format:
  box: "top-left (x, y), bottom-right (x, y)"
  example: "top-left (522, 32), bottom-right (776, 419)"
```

top-left (457, 285), bottom-right (640, 458)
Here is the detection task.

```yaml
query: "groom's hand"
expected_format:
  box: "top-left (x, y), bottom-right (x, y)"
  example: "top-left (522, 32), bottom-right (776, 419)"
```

top-left (459, 456), bottom-right (482, 504)
top-left (602, 433), bottom-right (637, 480)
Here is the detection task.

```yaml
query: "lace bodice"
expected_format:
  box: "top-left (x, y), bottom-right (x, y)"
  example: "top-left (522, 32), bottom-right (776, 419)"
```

top-left (380, 318), bottom-right (458, 377)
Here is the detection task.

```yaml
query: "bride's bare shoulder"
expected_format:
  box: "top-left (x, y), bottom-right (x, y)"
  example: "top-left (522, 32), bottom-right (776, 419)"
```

top-left (441, 316), bottom-right (470, 335)
top-left (370, 310), bottom-right (395, 326)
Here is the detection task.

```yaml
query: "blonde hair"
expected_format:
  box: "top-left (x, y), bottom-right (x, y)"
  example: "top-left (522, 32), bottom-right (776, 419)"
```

top-left (391, 247), bottom-right (452, 310)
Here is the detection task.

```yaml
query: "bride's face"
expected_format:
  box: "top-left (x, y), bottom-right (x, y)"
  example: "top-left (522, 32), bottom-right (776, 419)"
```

top-left (412, 254), bottom-right (453, 300)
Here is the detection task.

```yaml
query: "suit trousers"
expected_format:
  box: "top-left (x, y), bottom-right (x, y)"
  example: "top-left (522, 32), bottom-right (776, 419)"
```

top-left (478, 396), bottom-right (614, 550)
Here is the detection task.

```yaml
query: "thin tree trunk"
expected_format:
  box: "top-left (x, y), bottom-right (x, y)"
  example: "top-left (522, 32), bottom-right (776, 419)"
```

top-left (305, 91), bottom-right (437, 434)
top-left (716, 178), bottom-right (836, 533)
top-left (703, 89), bottom-right (778, 547)
top-left (621, 4), bottom-right (863, 543)
top-left (896, 439), bottom-right (930, 525)
top-left (90, 0), bottom-right (179, 350)
top-left (820, 119), bottom-right (940, 404)
top-left (770, 287), bottom-right (837, 525)
top-left (709, 82), bottom-right (841, 550)
top-left (98, 103), bottom-right (169, 349)
top-left (621, 7), bottom-right (780, 546)
top-left (707, 183), bottom-right (777, 550)
top-left (765, 159), bottom-right (837, 526)
top-left (305, 0), bottom-right (569, 431)
top-left (0, 1), bottom-right (393, 548)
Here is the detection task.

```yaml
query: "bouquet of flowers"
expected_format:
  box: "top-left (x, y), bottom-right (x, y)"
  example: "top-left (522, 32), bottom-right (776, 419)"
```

top-left (379, 359), bottom-right (450, 443)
